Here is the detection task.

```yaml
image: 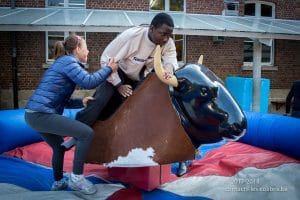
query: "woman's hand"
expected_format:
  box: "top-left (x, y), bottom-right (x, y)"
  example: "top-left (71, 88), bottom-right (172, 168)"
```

top-left (108, 58), bottom-right (118, 73)
top-left (117, 84), bottom-right (133, 97)
top-left (82, 96), bottom-right (95, 107)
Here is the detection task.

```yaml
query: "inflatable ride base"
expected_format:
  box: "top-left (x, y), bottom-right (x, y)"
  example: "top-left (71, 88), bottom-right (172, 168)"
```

top-left (107, 164), bottom-right (176, 191)
top-left (2, 109), bottom-right (300, 193)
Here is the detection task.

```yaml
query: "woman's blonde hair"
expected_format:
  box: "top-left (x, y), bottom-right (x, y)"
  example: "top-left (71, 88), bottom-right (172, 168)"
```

top-left (54, 41), bottom-right (65, 59)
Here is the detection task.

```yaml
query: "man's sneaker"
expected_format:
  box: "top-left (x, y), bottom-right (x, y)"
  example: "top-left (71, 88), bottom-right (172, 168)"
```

top-left (68, 174), bottom-right (97, 195)
top-left (51, 177), bottom-right (68, 191)
top-left (176, 161), bottom-right (188, 177)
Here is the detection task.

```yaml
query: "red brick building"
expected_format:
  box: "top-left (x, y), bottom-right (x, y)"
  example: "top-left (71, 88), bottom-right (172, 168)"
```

top-left (0, 0), bottom-right (299, 111)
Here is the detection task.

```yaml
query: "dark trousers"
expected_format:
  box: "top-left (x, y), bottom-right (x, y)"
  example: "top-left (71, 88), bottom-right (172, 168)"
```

top-left (25, 111), bottom-right (94, 180)
top-left (76, 69), bottom-right (139, 126)
top-left (292, 110), bottom-right (300, 118)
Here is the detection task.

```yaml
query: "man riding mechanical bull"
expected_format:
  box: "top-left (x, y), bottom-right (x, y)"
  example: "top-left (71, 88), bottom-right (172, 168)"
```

top-left (63, 12), bottom-right (246, 176)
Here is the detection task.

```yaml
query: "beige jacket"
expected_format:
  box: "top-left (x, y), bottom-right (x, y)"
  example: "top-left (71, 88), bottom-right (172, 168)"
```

top-left (100, 26), bottom-right (178, 86)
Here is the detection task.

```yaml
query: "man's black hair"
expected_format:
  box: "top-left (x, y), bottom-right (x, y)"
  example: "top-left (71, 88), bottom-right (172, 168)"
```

top-left (150, 12), bottom-right (174, 28)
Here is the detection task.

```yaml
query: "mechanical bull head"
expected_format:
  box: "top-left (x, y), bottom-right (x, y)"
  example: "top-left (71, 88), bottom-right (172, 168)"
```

top-left (86, 46), bottom-right (246, 167)
top-left (154, 45), bottom-right (246, 148)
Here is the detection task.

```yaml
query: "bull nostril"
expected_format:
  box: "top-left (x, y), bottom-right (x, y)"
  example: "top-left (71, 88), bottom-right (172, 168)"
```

top-left (231, 123), bottom-right (240, 133)
top-left (219, 122), bottom-right (245, 141)
top-left (231, 123), bottom-right (246, 136)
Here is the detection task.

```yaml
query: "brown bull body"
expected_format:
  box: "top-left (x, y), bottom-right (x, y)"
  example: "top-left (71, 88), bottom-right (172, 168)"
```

top-left (86, 74), bottom-right (195, 165)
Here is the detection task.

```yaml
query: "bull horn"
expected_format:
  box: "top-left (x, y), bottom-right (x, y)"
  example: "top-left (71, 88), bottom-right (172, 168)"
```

top-left (198, 55), bottom-right (203, 64)
top-left (154, 45), bottom-right (178, 87)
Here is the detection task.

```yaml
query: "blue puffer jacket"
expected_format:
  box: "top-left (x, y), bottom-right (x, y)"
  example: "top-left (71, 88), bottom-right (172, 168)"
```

top-left (25, 55), bottom-right (112, 114)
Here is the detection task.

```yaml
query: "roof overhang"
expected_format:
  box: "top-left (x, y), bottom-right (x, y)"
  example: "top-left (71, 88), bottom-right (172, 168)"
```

top-left (1, 7), bottom-right (300, 40)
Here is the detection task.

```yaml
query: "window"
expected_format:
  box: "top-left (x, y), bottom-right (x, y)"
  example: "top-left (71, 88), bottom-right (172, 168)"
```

top-left (261, 4), bottom-right (272, 17)
top-left (243, 39), bottom-right (273, 63)
top-left (174, 34), bottom-right (185, 62)
top-left (150, 0), bottom-right (185, 12)
top-left (150, 0), bottom-right (186, 63)
top-left (46, 0), bottom-right (85, 8)
top-left (150, 0), bottom-right (165, 10)
top-left (244, 1), bottom-right (274, 17)
top-left (223, 0), bottom-right (239, 16)
top-left (244, 3), bottom-right (255, 16)
top-left (45, 1), bottom-right (85, 66)
top-left (243, 1), bottom-right (275, 67)
top-left (46, 31), bottom-right (85, 63)
top-left (47, 31), bottom-right (64, 61)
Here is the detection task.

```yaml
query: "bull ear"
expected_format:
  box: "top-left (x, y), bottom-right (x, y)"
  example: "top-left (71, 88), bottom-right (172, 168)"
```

top-left (154, 45), bottom-right (178, 87)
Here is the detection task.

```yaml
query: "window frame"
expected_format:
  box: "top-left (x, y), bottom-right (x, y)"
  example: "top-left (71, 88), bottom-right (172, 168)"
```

top-left (173, 34), bottom-right (186, 65)
top-left (45, 0), bottom-right (86, 8)
top-left (243, 39), bottom-right (274, 67)
top-left (222, 0), bottom-right (239, 16)
top-left (44, 31), bottom-right (87, 67)
top-left (45, 31), bottom-right (65, 63)
top-left (243, 1), bottom-right (275, 69)
top-left (244, 1), bottom-right (275, 18)
top-left (45, 1), bottom-right (86, 67)
top-left (149, 0), bottom-right (186, 12)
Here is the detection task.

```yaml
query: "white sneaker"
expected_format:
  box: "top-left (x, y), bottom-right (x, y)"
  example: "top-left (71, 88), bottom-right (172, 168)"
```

top-left (51, 177), bottom-right (68, 191)
top-left (68, 174), bottom-right (97, 195)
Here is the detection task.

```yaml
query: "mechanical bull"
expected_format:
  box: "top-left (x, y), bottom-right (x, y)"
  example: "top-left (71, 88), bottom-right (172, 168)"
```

top-left (85, 46), bottom-right (246, 166)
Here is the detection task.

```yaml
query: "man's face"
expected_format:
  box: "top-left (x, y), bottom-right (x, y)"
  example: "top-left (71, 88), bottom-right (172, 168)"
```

top-left (149, 24), bottom-right (174, 46)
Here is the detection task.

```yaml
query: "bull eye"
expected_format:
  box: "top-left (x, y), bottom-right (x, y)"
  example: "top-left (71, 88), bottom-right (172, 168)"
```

top-left (176, 78), bottom-right (191, 93)
top-left (200, 87), bottom-right (208, 96)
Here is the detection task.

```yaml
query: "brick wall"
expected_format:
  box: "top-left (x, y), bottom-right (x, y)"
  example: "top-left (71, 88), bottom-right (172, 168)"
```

top-left (86, 32), bottom-right (118, 70)
top-left (0, 0), bottom-right (45, 7)
top-left (271, 40), bottom-right (300, 88)
top-left (0, 32), bottom-right (46, 108)
top-left (15, 32), bottom-right (45, 90)
top-left (186, 36), bottom-right (300, 88)
top-left (186, 0), bottom-right (223, 14)
top-left (186, 36), bottom-right (250, 80)
top-left (0, 0), bottom-right (10, 7)
top-left (87, 0), bottom-right (149, 10)
top-left (185, 0), bottom-right (300, 18)
top-left (265, 0), bottom-right (300, 19)
top-left (1, 32), bottom-right (45, 108)
top-left (0, 32), bottom-right (122, 90)
top-left (0, 32), bottom-right (12, 89)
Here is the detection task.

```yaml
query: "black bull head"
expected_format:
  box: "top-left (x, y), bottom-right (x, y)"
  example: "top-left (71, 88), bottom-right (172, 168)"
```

top-left (86, 46), bottom-right (246, 166)
top-left (170, 64), bottom-right (246, 148)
